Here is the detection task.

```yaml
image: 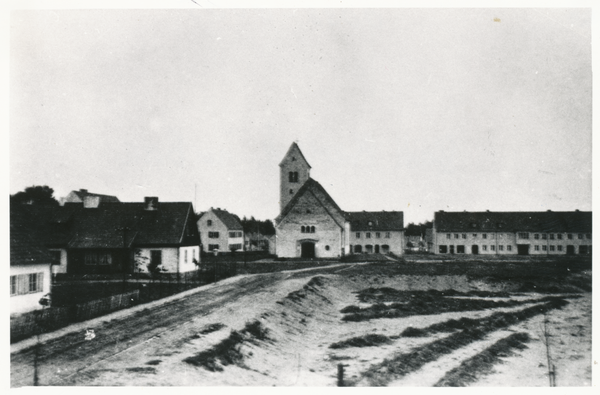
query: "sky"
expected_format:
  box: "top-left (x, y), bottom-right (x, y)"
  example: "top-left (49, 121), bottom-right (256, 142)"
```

top-left (8, 3), bottom-right (593, 225)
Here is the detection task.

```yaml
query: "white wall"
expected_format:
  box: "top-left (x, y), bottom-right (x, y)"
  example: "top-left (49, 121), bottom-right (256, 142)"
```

top-left (10, 264), bottom-right (52, 315)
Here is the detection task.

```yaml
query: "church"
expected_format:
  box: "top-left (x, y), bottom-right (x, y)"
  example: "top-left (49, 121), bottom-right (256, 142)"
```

top-left (274, 143), bottom-right (405, 258)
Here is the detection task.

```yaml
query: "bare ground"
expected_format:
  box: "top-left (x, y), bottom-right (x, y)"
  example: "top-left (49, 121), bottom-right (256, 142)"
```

top-left (11, 261), bottom-right (592, 387)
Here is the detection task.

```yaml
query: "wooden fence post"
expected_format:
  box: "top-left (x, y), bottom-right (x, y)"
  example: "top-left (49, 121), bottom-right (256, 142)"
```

top-left (337, 363), bottom-right (344, 387)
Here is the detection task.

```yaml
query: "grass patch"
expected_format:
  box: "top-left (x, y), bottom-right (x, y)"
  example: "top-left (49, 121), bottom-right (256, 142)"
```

top-left (284, 276), bottom-right (331, 305)
top-left (434, 332), bottom-right (531, 386)
top-left (347, 297), bottom-right (568, 386)
top-left (183, 320), bottom-right (270, 372)
top-left (329, 334), bottom-right (392, 349)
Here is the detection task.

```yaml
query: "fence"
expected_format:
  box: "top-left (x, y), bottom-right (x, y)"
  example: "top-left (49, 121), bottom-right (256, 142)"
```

top-left (10, 290), bottom-right (139, 343)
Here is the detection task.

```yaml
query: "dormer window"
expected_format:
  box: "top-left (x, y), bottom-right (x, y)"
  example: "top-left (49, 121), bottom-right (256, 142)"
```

top-left (368, 221), bottom-right (373, 227)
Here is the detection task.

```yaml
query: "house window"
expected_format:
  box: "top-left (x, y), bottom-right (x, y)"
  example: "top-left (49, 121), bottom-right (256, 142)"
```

top-left (446, 234), bottom-right (451, 239)
top-left (229, 244), bottom-right (242, 251)
top-left (288, 171), bottom-right (299, 183)
top-left (208, 232), bottom-right (220, 238)
top-left (483, 234), bottom-right (488, 239)
top-left (499, 245), bottom-right (504, 251)
top-left (28, 273), bottom-right (43, 293)
top-left (50, 250), bottom-right (61, 266)
top-left (557, 234), bottom-right (563, 240)
top-left (310, 226), bottom-right (315, 233)
top-left (208, 244), bottom-right (219, 251)
top-left (325, 245), bottom-right (330, 251)
top-left (365, 245), bottom-right (373, 253)
top-left (366, 232), bottom-right (371, 239)
top-left (354, 245), bottom-right (363, 253)
top-left (490, 245), bottom-right (496, 251)
top-left (557, 245), bottom-right (563, 252)
top-left (289, 189), bottom-right (294, 195)
top-left (549, 245), bottom-right (555, 251)
top-left (457, 245), bottom-right (465, 253)
top-left (541, 234), bottom-right (547, 240)
top-left (229, 231), bottom-right (242, 238)
top-left (567, 234), bottom-right (573, 240)
top-left (356, 232), bottom-right (361, 238)
top-left (549, 234), bottom-right (555, 240)
top-left (85, 252), bottom-right (112, 265)
top-left (454, 234), bottom-right (459, 239)
top-left (185, 250), bottom-right (188, 263)
top-left (10, 276), bottom-right (17, 296)
top-left (534, 234), bottom-right (539, 240)
top-left (439, 245), bottom-right (448, 253)
top-left (151, 250), bottom-right (162, 266)
top-left (462, 234), bottom-right (466, 239)
top-left (518, 233), bottom-right (529, 239)
top-left (207, 220), bottom-right (212, 226)
top-left (507, 245), bottom-right (512, 251)
top-left (385, 232), bottom-right (391, 238)
top-left (535, 245), bottom-right (540, 251)
top-left (375, 232), bottom-right (381, 238)
top-left (542, 245), bottom-right (547, 251)
top-left (472, 234), bottom-right (477, 238)
top-left (482, 245), bottom-right (487, 251)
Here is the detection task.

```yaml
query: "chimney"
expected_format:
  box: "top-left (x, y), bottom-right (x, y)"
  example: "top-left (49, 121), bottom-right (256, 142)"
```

top-left (83, 196), bottom-right (100, 208)
top-left (144, 197), bottom-right (159, 211)
top-left (80, 189), bottom-right (88, 193)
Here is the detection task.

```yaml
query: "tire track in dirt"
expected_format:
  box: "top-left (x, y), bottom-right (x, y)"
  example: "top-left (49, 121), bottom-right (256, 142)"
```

top-left (11, 272), bottom-right (288, 387)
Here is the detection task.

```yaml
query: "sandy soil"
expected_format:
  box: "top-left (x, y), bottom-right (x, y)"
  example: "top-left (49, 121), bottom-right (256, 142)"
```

top-left (11, 268), bottom-right (592, 387)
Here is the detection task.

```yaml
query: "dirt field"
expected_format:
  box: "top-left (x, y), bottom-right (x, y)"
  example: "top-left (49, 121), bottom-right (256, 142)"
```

top-left (11, 257), bottom-right (592, 387)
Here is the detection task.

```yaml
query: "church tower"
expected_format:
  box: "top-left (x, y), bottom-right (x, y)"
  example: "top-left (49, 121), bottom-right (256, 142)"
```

top-left (279, 142), bottom-right (311, 213)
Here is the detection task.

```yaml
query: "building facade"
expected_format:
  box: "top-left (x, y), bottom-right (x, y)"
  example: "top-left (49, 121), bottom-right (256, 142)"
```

top-left (275, 143), bottom-right (404, 258)
top-left (432, 210), bottom-right (592, 255)
top-left (197, 208), bottom-right (244, 253)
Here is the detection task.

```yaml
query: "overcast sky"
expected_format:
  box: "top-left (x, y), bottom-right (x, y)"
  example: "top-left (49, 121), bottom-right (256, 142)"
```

top-left (9, 5), bottom-right (592, 224)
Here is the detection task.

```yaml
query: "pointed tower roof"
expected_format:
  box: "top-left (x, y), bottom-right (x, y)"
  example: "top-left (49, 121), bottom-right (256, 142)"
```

top-left (279, 142), bottom-right (311, 168)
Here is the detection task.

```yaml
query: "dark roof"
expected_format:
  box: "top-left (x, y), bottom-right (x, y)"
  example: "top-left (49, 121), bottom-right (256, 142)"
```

top-left (276, 178), bottom-right (344, 227)
top-left (202, 208), bottom-right (243, 230)
top-left (18, 202), bottom-right (197, 249)
top-left (345, 211), bottom-right (404, 231)
top-left (278, 142), bottom-right (311, 168)
top-left (10, 206), bottom-right (52, 266)
top-left (434, 211), bottom-right (592, 233)
top-left (71, 189), bottom-right (120, 203)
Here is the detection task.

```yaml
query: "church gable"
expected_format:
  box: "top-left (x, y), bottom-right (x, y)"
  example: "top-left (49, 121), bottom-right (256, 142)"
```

top-left (278, 189), bottom-right (342, 230)
top-left (279, 142), bottom-right (311, 170)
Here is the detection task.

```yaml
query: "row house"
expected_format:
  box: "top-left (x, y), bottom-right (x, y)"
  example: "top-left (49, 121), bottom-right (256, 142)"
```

top-left (432, 210), bottom-right (592, 255)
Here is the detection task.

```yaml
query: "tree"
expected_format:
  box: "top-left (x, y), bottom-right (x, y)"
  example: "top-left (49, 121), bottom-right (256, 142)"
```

top-left (405, 221), bottom-right (433, 236)
top-left (10, 185), bottom-right (59, 206)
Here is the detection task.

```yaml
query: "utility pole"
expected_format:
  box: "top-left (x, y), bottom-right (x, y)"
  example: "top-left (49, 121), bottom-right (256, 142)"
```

top-left (116, 226), bottom-right (131, 293)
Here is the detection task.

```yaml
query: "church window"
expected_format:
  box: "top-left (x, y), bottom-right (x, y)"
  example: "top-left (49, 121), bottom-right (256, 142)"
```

top-left (310, 226), bottom-right (316, 233)
top-left (325, 245), bottom-right (330, 251)
top-left (301, 226), bottom-right (305, 233)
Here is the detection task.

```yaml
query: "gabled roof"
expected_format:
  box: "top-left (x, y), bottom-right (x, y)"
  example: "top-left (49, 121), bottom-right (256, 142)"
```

top-left (278, 142), bottom-right (311, 168)
top-left (70, 189), bottom-right (120, 203)
top-left (18, 201), bottom-right (197, 249)
top-left (345, 211), bottom-right (404, 231)
top-left (434, 211), bottom-right (592, 233)
top-left (10, 206), bottom-right (52, 266)
top-left (200, 208), bottom-right (243, 231)
top-left (276, 178), bottom-right (345, 228)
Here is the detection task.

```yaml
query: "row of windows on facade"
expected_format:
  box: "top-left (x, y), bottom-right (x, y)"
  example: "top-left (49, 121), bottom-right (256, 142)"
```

top-left (517, 233), bottom-right (591, 240)
top-left (10, 272), bottom-right (44, 296)
top-left (447, 232), bottom-right (591, 240)
top-left (208, 231), bottom-right (243, 238)
top-left (301, 226), bottom-right (316, 233)
top-left (208, 244), bottom-right (242, 251)
top-left (438, 244), bottom-right (592, 253)
top-left (356, 232), bottom-right (391, 239)
top-left (352, 244), bottom-right (390, 253)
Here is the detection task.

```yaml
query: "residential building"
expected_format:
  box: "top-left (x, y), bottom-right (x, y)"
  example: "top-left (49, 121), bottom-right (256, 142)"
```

top-left (275, 143), bottom-right (404, 258)
top-left (17, 197), bottom-right (201, 275)
top-left (197, 208), bottom-right (244, 253)
top-left (60, 188), bottom-right (120, 206)
top-left (432, 210), bottom-right (592, 255)
top-left (10, 206), bottom-right (53, 315)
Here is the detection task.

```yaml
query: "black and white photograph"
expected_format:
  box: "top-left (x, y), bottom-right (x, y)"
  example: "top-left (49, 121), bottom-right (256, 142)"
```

top-left (8, 1), bottom-right (594, 387)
